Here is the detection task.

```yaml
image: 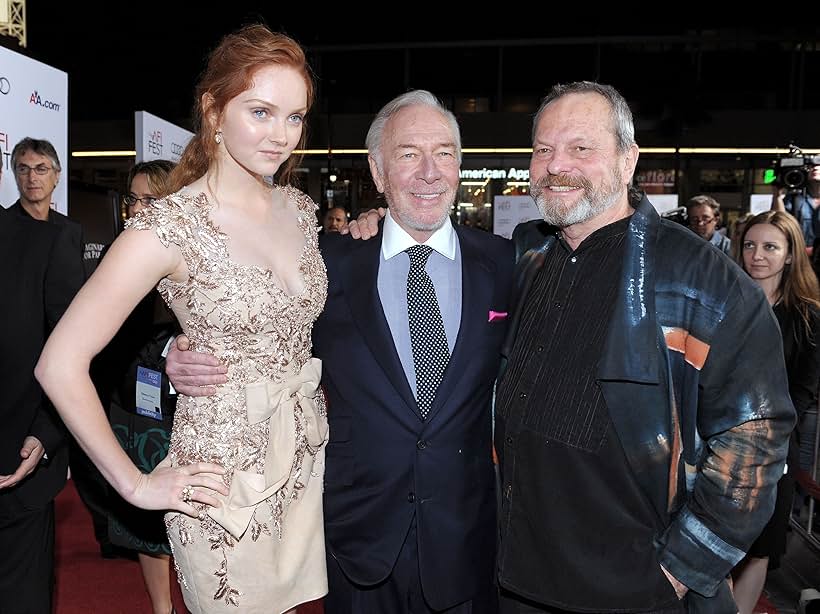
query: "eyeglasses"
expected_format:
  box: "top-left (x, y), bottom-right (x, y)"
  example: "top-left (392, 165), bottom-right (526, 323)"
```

top-left (689, 216), bottom-right (716, 225)
top-left (15, 164), bottom-right (53, 175)
top-left (123, 194), bottom-right (158, 208)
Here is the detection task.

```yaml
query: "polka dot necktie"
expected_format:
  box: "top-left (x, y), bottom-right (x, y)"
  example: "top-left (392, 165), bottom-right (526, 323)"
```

top-left (405, 245), bottom-right (450, 420)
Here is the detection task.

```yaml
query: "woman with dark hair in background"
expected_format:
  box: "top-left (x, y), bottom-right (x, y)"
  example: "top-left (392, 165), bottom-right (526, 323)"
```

top-left (35, 24), bottom-right (328, 613)
top-left (732, 210), bottom-right (820, 614)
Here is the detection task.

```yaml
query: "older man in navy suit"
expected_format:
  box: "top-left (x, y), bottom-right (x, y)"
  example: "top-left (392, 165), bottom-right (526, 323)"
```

top-left (167, 91), bottom-right (513, 613)
top-left (315, 91), bottom-right (512, 613)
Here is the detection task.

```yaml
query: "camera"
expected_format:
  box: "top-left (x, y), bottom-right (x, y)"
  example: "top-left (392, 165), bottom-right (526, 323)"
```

top-left (774, 145), bottom-right (820, 190)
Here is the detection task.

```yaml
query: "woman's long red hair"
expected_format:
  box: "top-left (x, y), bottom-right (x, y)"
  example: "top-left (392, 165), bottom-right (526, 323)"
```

top-left (168, 24), bottom-right (314, 192)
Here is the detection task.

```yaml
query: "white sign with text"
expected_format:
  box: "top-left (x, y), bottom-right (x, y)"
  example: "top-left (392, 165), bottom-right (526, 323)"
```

top-left (492, 195), bottom-right (542, 239)
top-left (0, 46), bottom-right (68, 212)
top-left (135, 111), bottom-right (194, 163)
top-left (750, 194), bottom-right (773, 215)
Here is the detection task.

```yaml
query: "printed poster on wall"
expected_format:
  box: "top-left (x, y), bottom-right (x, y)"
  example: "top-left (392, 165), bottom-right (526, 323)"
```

top-left (0, 46), bottom-right (68, 213)
top-left (492, 195), bottom-right (542, 239)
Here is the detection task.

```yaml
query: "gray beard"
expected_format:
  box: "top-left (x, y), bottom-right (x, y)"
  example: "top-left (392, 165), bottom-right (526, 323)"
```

top-left (535, 189), bottom-right (620, 227)
top-left (532, 171), bottom-right (624, 228)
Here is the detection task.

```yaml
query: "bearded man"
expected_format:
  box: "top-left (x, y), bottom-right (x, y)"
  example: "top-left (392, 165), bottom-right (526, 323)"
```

top-left (495, 82), bottom-right (794, 614)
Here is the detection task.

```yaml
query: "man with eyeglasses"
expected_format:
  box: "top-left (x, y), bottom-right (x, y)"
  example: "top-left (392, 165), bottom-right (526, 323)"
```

top-left (8, 137), bottom-right (83, 266)
top-left (686, 194), bottom-right (732, 255)
top-left (0, 160), bottom-right (84, 613)
top-left (7, 137), bottom-right (115, 559)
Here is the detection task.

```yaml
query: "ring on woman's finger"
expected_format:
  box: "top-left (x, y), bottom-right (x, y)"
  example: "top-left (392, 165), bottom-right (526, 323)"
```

top-left (180, 484), bottom-right (195, 503)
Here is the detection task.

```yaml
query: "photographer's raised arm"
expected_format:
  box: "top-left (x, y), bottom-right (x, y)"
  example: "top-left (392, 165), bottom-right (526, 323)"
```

top-left (771, 184), bottom-right (787, 212)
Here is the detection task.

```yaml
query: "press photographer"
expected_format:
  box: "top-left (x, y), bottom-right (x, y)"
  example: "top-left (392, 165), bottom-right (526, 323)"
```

top-left (771, 145), bottom-right (820, 256)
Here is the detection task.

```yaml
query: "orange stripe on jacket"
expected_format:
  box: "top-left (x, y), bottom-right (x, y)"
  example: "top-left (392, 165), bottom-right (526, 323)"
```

top-left (667, 394), bottom-right (682, 512)
top-left (664, 327), bottom-right (710, 370)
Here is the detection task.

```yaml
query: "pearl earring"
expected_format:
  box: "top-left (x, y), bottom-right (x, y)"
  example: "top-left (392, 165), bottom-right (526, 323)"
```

top-left (215, 131), bottom-right (223, 144)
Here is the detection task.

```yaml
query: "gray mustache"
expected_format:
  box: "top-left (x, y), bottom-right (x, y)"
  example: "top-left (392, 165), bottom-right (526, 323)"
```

top-left (534, 175), bottom-right (592, 191)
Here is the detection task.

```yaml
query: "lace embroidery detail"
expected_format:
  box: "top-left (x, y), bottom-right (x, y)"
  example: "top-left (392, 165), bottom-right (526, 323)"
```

top-left (134, 186), bottom-right (327, 607)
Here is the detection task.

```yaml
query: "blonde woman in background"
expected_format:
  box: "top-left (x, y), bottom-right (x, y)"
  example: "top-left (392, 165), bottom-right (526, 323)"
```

top-left (97, 160), bottom-right (179, 614)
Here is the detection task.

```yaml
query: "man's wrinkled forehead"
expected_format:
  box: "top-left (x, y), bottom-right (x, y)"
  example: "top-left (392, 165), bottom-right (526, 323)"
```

top-left (385, 106), bottom-right (455, 146)
top-left (535, 93), bottom-right (617, 144)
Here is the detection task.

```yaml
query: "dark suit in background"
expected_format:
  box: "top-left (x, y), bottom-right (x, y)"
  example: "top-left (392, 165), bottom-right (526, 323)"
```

top-left (0, 206), bottom-right (84, 612)
top-left (9, 199), bottom-right (84, 268)
top-left (314, 223), bottom-right (514, 613)
top-left (9, 198), bottom-right (118, 558)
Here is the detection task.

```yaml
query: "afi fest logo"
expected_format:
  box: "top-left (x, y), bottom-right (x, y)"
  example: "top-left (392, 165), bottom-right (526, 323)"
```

top-left (29, 90), bottom-right (61, 112)
top-left (148, 130), bottom-right (163, 156)
top-left (0, 131), bottom-right (10, 170)
top-left (0, 77), bottom-right (10, 95)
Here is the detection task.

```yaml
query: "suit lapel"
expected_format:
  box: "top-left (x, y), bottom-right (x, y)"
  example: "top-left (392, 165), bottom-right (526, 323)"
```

top-left (339, 236), bottom-right (420, 417)
top-left (424, 228), bottom-right (494, 423)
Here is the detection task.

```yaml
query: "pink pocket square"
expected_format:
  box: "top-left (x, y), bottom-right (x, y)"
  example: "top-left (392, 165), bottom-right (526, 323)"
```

top-left (488, 310), bottom-right (508, 322)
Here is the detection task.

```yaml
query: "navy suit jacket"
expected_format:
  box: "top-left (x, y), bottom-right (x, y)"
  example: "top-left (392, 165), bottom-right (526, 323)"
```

top-left (314, 224), bottom-right (514, 610)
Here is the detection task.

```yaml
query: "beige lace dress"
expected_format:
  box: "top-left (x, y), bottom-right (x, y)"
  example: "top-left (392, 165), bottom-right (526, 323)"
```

top-left (127, 186), bottom-right (328, 613)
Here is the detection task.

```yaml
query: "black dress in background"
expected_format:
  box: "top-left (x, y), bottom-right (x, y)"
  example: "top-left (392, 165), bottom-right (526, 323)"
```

top-left (96, 291), bottom-right (179, 555)
top-left (748, 302), bottom-right (820, 568)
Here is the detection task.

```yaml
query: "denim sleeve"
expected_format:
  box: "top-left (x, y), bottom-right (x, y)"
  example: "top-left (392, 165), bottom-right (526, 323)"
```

top-left (657, 280), bottom-right (795, 596)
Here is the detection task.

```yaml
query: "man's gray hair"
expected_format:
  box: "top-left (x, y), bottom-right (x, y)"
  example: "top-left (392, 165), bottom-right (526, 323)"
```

top-left (11, 137), bottom-right (62, 172)
top-left (532, 82), bottom-right (636, 153)
top-left (366, 90), bottom-right (461, 172)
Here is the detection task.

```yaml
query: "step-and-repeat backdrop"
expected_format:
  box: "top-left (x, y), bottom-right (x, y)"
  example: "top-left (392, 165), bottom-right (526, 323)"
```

top-left (0, 45), bottom-right (68, 213)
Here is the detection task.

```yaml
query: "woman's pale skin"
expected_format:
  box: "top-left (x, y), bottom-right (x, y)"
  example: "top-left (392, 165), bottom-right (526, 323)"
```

top-left (126, 172), bottom-right (175, 614)
top-left (35, 64), bottom-right (309, 519)
top-left (742, 223), bottom-right (792, 305)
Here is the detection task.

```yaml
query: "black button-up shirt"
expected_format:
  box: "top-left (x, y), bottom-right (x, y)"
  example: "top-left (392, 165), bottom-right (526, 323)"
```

top-left (496, 216), bottom-right (683, 612)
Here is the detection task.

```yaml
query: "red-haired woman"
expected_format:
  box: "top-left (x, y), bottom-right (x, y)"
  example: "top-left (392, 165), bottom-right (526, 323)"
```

top-left (36, 25), bottom-right (327, 613)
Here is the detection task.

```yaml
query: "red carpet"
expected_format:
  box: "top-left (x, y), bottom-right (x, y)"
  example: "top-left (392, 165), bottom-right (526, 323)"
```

top-left (754, 593), bottom-right (780, 614)
top-left (55, 479), bottom-right (322, 613)
top-left (55, 480), bottom-right (780, 612)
